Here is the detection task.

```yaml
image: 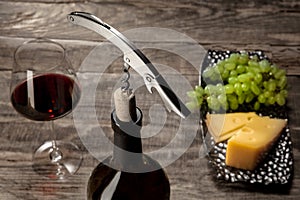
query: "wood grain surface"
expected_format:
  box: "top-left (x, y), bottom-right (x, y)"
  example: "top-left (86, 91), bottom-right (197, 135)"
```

top-left (0, 0), bottom-right (300, 199)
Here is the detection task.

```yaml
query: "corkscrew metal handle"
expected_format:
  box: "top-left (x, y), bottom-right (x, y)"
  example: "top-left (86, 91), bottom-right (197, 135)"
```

top-left (67, 11), bottom-right (190, 118)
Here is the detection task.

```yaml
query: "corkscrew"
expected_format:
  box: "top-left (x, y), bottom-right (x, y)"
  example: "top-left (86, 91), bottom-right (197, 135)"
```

top-left (67, 11), bottom-right (190, 118)
top-left (121, 63), bottom-right (131, 92)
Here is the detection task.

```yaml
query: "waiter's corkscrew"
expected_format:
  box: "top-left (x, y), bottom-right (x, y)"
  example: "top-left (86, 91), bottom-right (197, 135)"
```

top-left (68, 11), bottom-right (190, 118)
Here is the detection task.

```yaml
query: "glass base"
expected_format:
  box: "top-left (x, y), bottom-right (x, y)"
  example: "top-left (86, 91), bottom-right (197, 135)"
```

top-left (32, 140), bottom-right (83, 180)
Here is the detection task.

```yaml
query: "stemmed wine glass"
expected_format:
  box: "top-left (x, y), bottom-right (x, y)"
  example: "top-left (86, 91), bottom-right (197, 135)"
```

top-left (10, 38), bottom-right (83, 179)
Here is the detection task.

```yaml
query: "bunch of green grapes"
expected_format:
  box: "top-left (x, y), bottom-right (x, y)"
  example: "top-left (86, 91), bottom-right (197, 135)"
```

top-left (187, 53), bottom-right (288, 112)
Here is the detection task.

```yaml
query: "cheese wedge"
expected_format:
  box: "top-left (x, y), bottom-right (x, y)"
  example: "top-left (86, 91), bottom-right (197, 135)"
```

top-left (225, 116), bottom-right (287, 170)
top-left (206, 112), bottom-right (258, 143)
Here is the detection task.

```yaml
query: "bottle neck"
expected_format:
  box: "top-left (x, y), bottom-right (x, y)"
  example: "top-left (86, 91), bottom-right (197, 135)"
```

top-left (111, 108), bottom-right (143, 169)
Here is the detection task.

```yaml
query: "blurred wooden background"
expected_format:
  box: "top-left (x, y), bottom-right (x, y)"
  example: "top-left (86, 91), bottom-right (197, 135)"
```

top-left (0, 0), bottom-right (299, 199)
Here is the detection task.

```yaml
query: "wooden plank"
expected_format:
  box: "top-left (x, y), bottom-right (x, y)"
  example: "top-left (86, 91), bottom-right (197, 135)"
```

top-left (0, 1), bottom-right (299, 45)
top-left (1, 36), bottom-right (299, 76)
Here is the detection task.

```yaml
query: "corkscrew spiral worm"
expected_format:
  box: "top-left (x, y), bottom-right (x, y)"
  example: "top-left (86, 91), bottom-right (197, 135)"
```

top-left (121, 63), bottom-right (131, 92)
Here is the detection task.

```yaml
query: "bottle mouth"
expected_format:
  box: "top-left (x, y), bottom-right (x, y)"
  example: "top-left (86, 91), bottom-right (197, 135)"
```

top-left (111, 107), bottom-right (143, 134)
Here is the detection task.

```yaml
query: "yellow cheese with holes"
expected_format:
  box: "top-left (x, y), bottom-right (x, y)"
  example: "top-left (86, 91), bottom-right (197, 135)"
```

top-left (206, 112), bottom-right (258, 143)
top-left (225, 116), bottom-right (287, 170)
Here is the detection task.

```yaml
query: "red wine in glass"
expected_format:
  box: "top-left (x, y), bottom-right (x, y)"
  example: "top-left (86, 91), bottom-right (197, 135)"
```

top-left (10, 38), bottom-right (83, 179)
top-left (11, 73), bottom-right (81, 121)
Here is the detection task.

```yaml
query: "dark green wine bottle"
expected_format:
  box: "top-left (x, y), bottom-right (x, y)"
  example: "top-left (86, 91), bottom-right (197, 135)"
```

top-left (87, 107), bottom-right (170, 200)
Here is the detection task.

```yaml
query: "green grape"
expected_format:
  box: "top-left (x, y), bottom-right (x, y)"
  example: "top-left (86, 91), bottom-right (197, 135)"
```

top-left (237, 74), bottom-right (250, 82)
top-left (212, 84), bottom-right (220, 94)
top-left (270, 64), bottom-right (279, 76)
top-left (259, 60), bottom-right (271, 72)
top-left (246, 72), bottom-right (255, 80)
top-left (228, 76), bottom-right (238, 84)
top-left (230, 101), bottom-right (239, 110)
top-left (246, 66), bottom-right (260, 74)
top-left (248, 60), bottom-right (259, 68)
top-left (263, 81), bottom-right (268, 89)
top-left (197, 97), bottom-right (203, 106)
top-left (221, 69), bottom-right (230, 80)
top-left (187, 90), bottom-right (197, 99)
top-left (254, 101), bottom-right (260, 110)
top-left (274, 69), bottom-right (286, 79)
top-left (204, 84), bottom-right (214, 94)
top-left (238, 93), bottom-right (246, 104)
top-left (263, 90), bottom-right (272, 98)
top-left (195, 85), bottom-right (204, 95)
top-left (227, 94), bottom-right (238, 103)
top-left (216, 83), bottom-right (223, 87)
top-left (250, 82), bottom-right (261, 95)
top-left (216, 64), bottom-right (224, 74)
top-left (212, 66), bottom-right (219, 74)
top-left (275, 93), bottom-right (286, 106)
top-left (245, 92), bottom-right (255, 103)
top-left (204, 86), bottom-right (209, 95)
top-left (216, 83), bottom-right (225, 94)
top-left (186, 86), bottom-right (204, 111)
top-left (209, 73), bottom-right (221, 82)
top-left (254, 73), bottom-right (263, 84)
top-left (234, 82), bottom-right (243, 96)
top-left (230, 70), bottom-right (238, 77)
top-left (224, 63), bottom-right (236, 71)
top-left (277, 76), bottom-right (287, 89)
top-left (225, 84), bottom-right (234, 94)
top-left (280, 89), bottom-right (288, 98)
top-left (238, 53), bottom-right (249, 65)
top-left (241, 82), bottom-right (250, 92)
top-left (221, 101), bottom-right (229, 110)
top-left (203, 67), bottom-right (214, 79)
top-left (187, 90), bottom-right (203, 105)
top-left (236, 65), bottom-right (246, 74)
top-left (228, 53), bottom-right (239, 63)
top-left (217, 60), bottom-right (226, 67)
top-left (251, 55), bottom-right (259, 61)
top-left (217, 93), bottom-right (227, 105)
top-left (267, 79), bottom-right (276, 92)
top-left (258, 93), bottom-right (266, 103)
top-left (267, 96), bottom-right (276, 105)
top-left (206, 95), bottom-right (213, 105)
top-left (245, 66), bottom-right (250, 73)
top-left (207, 96), bottom-right (220, 110)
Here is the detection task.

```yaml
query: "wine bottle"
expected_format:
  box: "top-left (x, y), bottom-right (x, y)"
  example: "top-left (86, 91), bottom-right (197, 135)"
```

top-left (87, 88), bottom-right (170, 200)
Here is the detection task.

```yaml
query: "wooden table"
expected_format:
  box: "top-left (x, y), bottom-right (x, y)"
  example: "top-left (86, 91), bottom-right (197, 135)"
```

top-left (0, 0), bottom-right (299, 199)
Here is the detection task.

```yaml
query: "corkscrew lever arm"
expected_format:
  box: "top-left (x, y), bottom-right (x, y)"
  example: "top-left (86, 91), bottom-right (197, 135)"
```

top-left (67, 11), bottom-right (190, 118)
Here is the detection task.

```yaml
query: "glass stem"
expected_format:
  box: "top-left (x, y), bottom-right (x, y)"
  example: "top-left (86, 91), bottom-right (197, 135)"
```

top-left (49, 121), bottom-right (63, 163)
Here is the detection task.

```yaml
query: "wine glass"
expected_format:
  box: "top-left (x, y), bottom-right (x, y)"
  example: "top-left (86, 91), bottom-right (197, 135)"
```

top-left (10, 38), bottom-right (83, 179)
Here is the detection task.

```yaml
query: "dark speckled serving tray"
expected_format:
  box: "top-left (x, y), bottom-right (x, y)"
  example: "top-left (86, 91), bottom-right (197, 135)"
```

top-left (200, 50), bottom-right (293, 185)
